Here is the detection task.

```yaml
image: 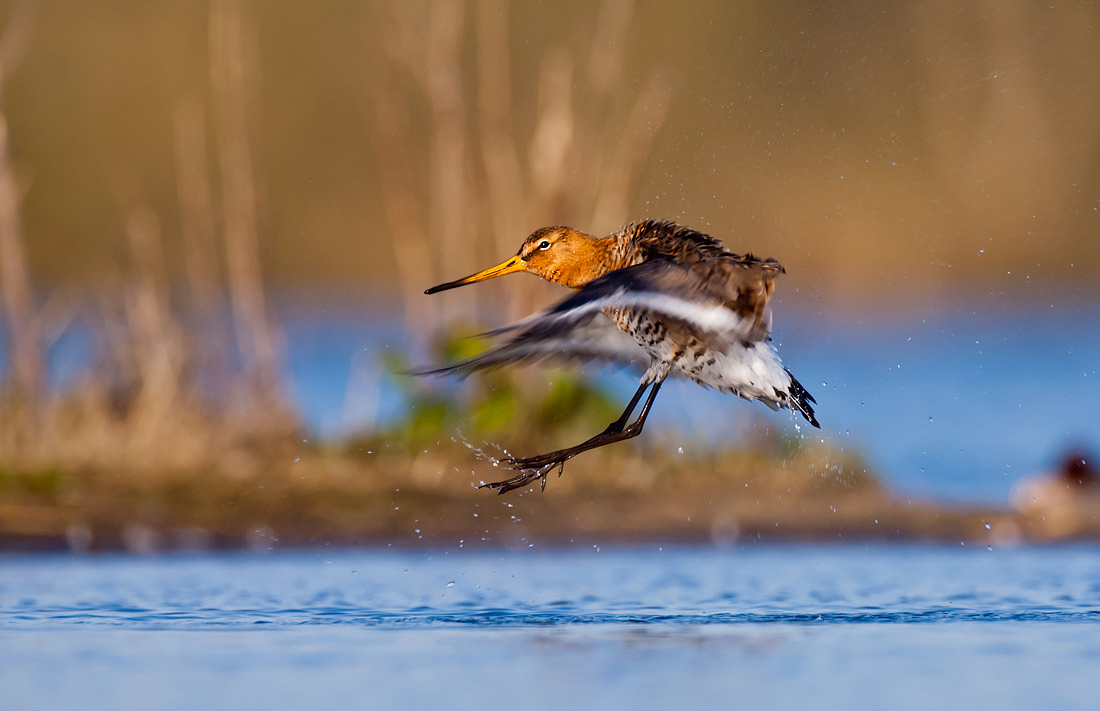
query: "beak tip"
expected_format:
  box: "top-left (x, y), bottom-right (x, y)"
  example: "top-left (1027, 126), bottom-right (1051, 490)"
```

top-left (424, 256), bottom-right (525, 297)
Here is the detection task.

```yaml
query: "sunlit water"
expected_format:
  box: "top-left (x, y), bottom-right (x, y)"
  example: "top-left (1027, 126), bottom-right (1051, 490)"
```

top-left (3, 545), bottom-right (1099, 710)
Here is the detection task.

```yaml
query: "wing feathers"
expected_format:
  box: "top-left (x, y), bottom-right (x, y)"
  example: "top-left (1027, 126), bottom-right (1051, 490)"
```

top-left (416, 312), bottom-right (646, 377)
top-left (420, 259), bottom-right (779, 378)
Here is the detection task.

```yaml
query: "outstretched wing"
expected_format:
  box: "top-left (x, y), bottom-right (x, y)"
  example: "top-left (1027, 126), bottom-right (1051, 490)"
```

top-left (415, 311), bottom-right (647, 378)
top-left (418, 258), bottom-right (781, 378)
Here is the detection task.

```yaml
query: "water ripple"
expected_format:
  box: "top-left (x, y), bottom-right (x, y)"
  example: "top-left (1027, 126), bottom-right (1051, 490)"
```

top-left (4, 605), bottom-right (1099, 629)
top-left (3, 545), bottom-right (1100, 630)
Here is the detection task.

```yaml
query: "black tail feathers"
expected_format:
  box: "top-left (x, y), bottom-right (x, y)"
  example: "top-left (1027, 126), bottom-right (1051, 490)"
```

top-left (784, 369), bottom-right (820, 428)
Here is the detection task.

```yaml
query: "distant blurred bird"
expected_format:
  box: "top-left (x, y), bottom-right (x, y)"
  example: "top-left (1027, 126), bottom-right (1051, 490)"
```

top-left (422, 219), bottom-right (818, 494)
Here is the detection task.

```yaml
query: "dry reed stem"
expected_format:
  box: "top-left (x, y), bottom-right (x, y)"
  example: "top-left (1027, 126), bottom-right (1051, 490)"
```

top-left (121, 206), bottom-right (188, 452)
top-left (0, 0), bottom-right (40, 413)
top-left (575, 0), bottom-right (634, 217)
top-left (173, 97), bottom-right (238, 403)
top-left (0, 0), bottom-right (300, 478)
top-left (370, 4), bottom-right (439, 345)
top-left (588, 72), bottom-right (674, 233)
top-left (585, 0), bottom-right (633, 97)
top-left (210, 0), bottom-right (290, 423)
top-left (526, 50), bottom-right (576, 227)
top-left (424, 1), bottom-right (475, 326)
top-left (173, 98), bottom-right (221, 321)
top-left (0, 0), bottom-right (32, 86)
top-left (369, 0), bottom-right (673, 338)
top-left (475, 0), bottom-right (524, 261)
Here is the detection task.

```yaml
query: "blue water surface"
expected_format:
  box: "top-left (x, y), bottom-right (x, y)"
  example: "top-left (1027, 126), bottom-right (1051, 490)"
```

top-left (3, 545), bottom-right (1100, 710)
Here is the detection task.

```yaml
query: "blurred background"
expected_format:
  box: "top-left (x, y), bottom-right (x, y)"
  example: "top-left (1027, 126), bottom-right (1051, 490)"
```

top-left (1, 0), bottom-right (1099, 550)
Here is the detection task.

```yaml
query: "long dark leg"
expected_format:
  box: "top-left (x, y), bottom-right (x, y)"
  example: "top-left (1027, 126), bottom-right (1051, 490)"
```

top-left (482, 379), bottom-right (665, 494)
top-left (609, 380), bottom-right (651, 428)
top-left (503, 379), bottom-right (663, 469)
top-left (591, 379), bottom-right (651, 435)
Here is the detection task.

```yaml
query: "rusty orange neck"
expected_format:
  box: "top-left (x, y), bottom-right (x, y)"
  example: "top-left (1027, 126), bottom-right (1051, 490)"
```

top-left (526, 232), bottom-right (633, 289)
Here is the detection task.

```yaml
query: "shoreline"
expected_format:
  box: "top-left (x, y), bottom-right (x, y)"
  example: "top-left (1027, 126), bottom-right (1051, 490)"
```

top-left (0, 492), bottom-right (1084, 555)
top-left (3, 439), bottom-right (1094, 555)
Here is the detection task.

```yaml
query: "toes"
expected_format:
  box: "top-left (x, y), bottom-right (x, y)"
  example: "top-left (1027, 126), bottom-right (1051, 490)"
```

top-left (503, 452), bottom-right (564, 470)
top-left (480, 471), bottom-right (538, 493)
top-left (480, 476), bottom-right (526, 491)
top-left (496, 456), bottom-right (543, 470)
top-left (480, 461), bottom-right (560, 494)
top-left (482, 447), bottom-right (575, 493)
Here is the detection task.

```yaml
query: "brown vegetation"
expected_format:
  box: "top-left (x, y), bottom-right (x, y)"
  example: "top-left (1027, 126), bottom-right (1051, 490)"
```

top-left (1, 2), bottom-right (1097, 552)
top-left (0, 430), bottom-right (1016, 553)
top-left (0, 0), bottom-right (294, 493)
top-left (5, 1), bottom-right (1096, 300)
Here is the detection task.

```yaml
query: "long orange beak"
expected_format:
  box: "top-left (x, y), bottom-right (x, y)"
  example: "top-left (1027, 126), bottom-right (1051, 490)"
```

top-left (425, 255), bottom-right (527, 294)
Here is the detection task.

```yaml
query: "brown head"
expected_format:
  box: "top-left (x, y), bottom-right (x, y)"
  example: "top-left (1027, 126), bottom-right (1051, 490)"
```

top-left (425, 226), bottom-right (616, 294)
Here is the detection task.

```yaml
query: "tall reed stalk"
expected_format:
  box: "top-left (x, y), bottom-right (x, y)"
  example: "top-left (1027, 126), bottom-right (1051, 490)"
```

top-left (0, 1), bottom-right (40, 424)
top-left (0, 0), bottom-right (295, 479)
top-left (369, 0), bottom-right (675, 338)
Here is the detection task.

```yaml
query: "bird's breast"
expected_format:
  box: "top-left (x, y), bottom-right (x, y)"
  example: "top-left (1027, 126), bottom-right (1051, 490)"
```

top-left (603, 307), bottom-right (668, 356)
top-left (601, 305), bottom-right (788, 398)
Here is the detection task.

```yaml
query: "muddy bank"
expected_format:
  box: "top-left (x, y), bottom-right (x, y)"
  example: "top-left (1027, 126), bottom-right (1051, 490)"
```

top-left (2, 440), bottom-right (1088, 553)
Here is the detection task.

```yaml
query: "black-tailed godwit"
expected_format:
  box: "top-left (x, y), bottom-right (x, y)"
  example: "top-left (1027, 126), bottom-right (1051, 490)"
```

top-left (423, 219), bottom-right (818, 493)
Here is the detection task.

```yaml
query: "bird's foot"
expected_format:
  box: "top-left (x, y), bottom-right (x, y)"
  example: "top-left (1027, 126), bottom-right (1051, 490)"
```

top-left (499, 447), bottom-right (579, 471)
top-left (479, 455), bottom-right (568, 495)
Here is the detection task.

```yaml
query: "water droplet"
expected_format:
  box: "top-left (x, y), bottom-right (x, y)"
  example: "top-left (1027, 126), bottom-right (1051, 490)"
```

top-left (928, 416), bottom-right (934, 423)
top-left (987, 545), bottom-right (993, 552)
top-left (445, 581), bottom-right (455, 588)
top-left (293, 457), bottom-right (301, 463)
top-left (983, 521), bottom-right (991, 530)
top-left (677, 446), bottom-right (684, 454)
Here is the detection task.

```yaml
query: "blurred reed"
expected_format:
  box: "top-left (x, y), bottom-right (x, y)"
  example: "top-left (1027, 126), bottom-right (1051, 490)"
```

top-left (0, 0), bottom-right (295, 479)
top-left (0, 0), bottom-right (39, 420)
top-left (1, 0), bottom-right (677, 476)
top-left (370, 0), bottom-right (675, 341)
top-left (210, 0), bottom-right (288, 416)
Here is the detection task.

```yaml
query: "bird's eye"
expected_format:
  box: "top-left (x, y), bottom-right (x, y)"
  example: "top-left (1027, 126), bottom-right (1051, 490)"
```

top-left (538, 240), bottom-right (551, 250)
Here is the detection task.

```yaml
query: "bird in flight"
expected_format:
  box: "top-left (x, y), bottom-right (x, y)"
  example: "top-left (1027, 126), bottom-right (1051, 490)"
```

top-left (422, 219), bottom-right (818, 494)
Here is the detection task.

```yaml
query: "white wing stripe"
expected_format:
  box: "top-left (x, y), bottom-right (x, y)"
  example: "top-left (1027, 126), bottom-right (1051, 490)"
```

top-left (534, 288), bottom-right (751, 337)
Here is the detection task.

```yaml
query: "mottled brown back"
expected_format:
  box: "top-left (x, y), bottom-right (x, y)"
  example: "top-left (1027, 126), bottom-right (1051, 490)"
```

top-left (620, 220), bottom-right (784, 341)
